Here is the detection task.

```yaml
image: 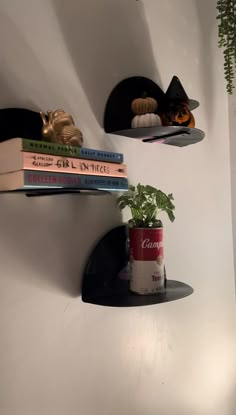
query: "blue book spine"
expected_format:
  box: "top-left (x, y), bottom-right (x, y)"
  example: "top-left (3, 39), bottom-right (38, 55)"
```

top-left (24, 170), bottom-right (128, 191)
top-left (79, 148), bottom-right (123, 164)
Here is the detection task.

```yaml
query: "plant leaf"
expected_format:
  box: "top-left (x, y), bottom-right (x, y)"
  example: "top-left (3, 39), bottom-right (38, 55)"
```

top-left (117, 183), bottom-right (175, 226)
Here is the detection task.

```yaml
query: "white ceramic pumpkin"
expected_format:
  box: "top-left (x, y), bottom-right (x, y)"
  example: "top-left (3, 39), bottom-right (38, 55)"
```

top-left (131, 113), bottom-right (162, 128)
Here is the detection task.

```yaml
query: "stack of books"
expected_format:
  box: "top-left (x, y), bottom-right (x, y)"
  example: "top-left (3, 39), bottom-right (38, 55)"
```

top-left (0, 138), bottom-right (128, 193)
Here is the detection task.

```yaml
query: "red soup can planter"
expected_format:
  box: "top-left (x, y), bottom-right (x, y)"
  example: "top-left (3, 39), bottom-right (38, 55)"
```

top-left (129, 227), bottom-right (165, 295)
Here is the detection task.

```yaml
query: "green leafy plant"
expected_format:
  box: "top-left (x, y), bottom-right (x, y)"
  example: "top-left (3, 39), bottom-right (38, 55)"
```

top-left (217, 0), bottom-right (236, 94)
top-left (117, 183), bottom-right (175, 228)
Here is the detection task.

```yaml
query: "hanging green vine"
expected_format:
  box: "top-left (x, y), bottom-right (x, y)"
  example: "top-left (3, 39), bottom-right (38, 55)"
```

top-left (217, 0), bottom-right (236, 94)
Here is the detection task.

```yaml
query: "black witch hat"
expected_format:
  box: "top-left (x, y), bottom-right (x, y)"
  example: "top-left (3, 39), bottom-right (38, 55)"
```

top-left (165, 76), bottom-right (199, 111)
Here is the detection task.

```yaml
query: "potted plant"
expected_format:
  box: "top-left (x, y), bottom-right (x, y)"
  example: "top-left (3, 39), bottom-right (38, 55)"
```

top-left (117, 183), bottom-right (175, 295)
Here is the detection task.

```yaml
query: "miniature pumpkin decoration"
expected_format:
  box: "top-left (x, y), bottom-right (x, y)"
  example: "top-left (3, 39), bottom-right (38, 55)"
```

top-left (131, 93), bottom-right (158, 115)
top-left (164, 101), bottom-right (195, 128)
top-left (164, 76), bottom-right (196, 128)
top-left (131, 113), bottom-right (162, 128)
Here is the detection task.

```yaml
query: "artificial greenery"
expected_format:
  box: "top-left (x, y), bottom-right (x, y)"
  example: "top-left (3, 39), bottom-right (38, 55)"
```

top-left (117, 183), bottom-right (175, 228)
top-left (217, 0), bottom-right (236, 94)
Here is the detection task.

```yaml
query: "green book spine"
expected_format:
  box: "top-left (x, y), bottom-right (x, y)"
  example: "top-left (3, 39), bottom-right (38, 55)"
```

top-left (22, 139), bottom-right (124, 163)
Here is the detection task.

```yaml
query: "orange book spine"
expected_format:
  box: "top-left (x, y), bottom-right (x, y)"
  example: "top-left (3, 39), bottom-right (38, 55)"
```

top-left (22, 152), bottom-right (127, 178)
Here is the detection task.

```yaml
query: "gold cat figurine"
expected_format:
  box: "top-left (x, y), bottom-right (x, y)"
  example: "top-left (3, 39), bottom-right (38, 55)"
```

top-left (40, 109), bottom-right (83, 147)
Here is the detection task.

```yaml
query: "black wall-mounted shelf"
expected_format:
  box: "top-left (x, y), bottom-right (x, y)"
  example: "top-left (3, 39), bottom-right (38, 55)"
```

top-left (0, 108), bottom-right (42, 141)
top-left (112, 126), bottom-right (204, 147)
top-left (104, 76), bottom-right (205, 147)
top-left (82, 225), bottom-right (193, 307)
top-left (0, 188), bottom-right (110, 197)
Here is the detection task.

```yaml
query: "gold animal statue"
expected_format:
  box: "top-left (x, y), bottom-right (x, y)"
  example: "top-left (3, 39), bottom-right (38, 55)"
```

top-left (40, 109), bottom-right (83, 147)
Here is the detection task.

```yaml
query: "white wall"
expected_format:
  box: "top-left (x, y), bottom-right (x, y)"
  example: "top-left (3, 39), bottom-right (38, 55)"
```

top-left (0, 1), bottom-right (236, 415)
top-left (229, 92), bottom-right (236, 284)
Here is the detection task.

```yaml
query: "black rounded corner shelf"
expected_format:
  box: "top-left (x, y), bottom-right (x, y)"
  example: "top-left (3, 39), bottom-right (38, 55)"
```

top-left (103, 76), bottom-right (203, 147)
top-left (112, 126), bottom-right (205, 147)
top-left (82, 225), bottom-right (193, 307)
top-left (104, 76), bottom-right (166, 134)
top-left (0, 188), bottom-right (111, 197)
top-left (0, 108), bottom-right (42, 141)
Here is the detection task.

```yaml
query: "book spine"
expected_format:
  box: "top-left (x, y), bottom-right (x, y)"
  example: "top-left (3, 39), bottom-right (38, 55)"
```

top-left (22, 139), bottom-right (123, 163)
top-left (23, 152), bottom-right (127, 178)
top-left (23, 170), bottom-right (128, 190)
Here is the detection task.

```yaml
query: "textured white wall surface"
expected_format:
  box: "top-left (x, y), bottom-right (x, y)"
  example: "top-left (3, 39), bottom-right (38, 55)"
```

top-left (229, 93), bottom-right (236, 287)
top-left (0, 1), bottom-right (236, 415)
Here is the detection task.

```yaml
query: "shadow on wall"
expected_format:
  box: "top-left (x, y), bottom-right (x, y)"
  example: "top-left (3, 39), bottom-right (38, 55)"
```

top-left (195, 0), bottom-right (216, 130)
top-left (52, 0), bottom-right (161, 127)
top-left (228, 96), bottom-right (236, 294)
top-left (228, 382), bottom-right (236, 415)
top-left (0, 194), bottom-right (122, 297)
top-left (0, 12), bottom-right (54, 110)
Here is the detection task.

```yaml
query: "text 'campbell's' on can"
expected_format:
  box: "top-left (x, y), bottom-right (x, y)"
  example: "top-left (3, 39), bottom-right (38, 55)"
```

top-left (129, 227), bottom-right (165, 295)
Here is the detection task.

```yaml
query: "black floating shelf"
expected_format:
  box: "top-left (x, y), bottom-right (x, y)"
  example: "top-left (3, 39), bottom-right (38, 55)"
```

top-left (0, 188), bottom-right (110, 197)
top-left (82, 225), bottom-right (193, 307)
top-left (0, 108), bottom-right (42, 142)
top-left (112, 126), bottom-right (205, 147)
top-left (104, 76), bottom-right (204, 147)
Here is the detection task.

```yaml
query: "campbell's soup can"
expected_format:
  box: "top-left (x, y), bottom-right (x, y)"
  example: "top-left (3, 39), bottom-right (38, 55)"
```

top-left (129, 227), bottom-right (165, 295)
